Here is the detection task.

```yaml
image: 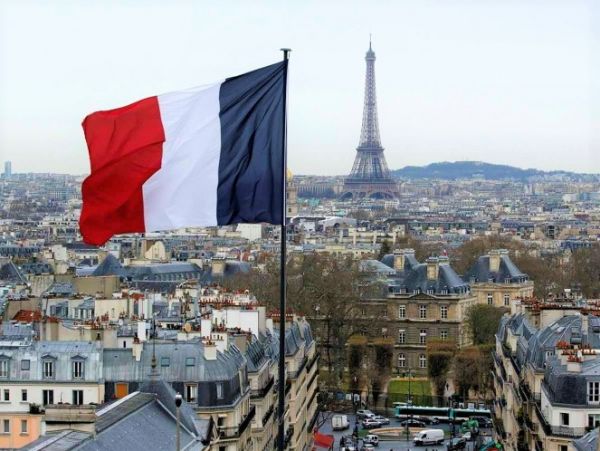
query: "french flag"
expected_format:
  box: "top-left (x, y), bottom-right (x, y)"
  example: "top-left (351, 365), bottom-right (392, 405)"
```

top-left (80, 62), bottom-right (286, 245)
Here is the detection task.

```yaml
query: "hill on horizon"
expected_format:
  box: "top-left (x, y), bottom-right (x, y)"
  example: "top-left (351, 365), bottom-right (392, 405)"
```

top-left (390, 161), bottom-right (596, 181)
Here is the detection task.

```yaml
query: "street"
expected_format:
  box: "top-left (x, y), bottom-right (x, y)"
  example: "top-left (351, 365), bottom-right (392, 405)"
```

top-left (315, 412), bottom-right (491, 451)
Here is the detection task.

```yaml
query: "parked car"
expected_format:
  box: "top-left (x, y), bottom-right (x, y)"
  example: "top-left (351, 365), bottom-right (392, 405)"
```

top-left (357, 409), bottom-right (375, 419)
top-left (362, 418), bottom-right (381, 429)
top-left (372, 415), bottom-right (390, 425)
top-left (399, 419), bottom-right (426, 428)
top-left (470, 416), bottom-right (493, 428)
top-left (363, 434), bottom-right (379, 446)
top-left (446, 437), bottom-right (467, 450)
top-left (413, 429), bottom-right (445, 446)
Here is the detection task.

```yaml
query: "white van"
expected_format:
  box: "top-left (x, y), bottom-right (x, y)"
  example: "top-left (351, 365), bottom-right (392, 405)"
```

top-left (332, 414), bottom-right (350, 430)
top-left (413, 429), bottom-right (445, 446)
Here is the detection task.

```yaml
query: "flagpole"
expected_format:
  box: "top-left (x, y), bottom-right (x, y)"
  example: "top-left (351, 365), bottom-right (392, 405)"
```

top-left (278, 47), bottom-right (290, 451)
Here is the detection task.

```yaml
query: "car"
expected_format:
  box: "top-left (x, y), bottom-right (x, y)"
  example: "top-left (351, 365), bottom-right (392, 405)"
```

top-left (446, 437), bottom-right (467, 450)
top-left (470, 416), bottom-right (493, 428)
top-left (399, 419), bottom-right (426, 427)
top-left (340, 436), bottom-right (357, 451)
top-left (462, 431), bottom-right (474, 441)
top-left (362, 418), bottom-right (381, 429)
top-left (414, 415), bottom-right (439, 425)
top-left (357, 409), bottom-right (375, 419)
top-left (363, 434), bottom-right (379, 446)
top-left (372, 415), bottom-right (390, 425)
top-left (413, 429), bottom-right (445, 446)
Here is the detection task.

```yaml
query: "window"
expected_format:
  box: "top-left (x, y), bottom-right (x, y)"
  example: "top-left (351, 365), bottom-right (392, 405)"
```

top-left (72, 360), bottom-right (84, 379)
top-left (560, 412), bottom-right (570, 426)
top-left (185, 384), bottom-right (197, 402)
top-left (487, 293), bottom-right (493, 305)
top-left (398, 330), bottom-right (405, 344)
top-left (559, 446), bottom-right (567, 451)
top-left (123, 341), bottom-right (127, 349)
top-left (20, 360), bottom-right (30, 371)
top-left (2, 419), bottom-right (8, 434)
top-left (3, 389), bottom-right (9, 402)
top-left (21, 390), bottom-right (27, 402)
top-left (419, 354), bottom-right (427, 368)
top-left (72, 390), bottom-right (83, 405)
top-left (440, 305), bottom-right (448, 319)
top-left (504, 294), bottom-right (510, 306)
top-left (42, 390), bottom-right (54, 406)
top-left (43, 360), bottom-right (55, 379)
top-left (398, 305), bottom-right (406, 319)
top-left (419, 305), bottom-right (427, 319)
top-left (216, 383), bottom-right (224, 400)
top-left (398, 354), bottom-right (406, 368)
top-left (588, 414), bottom-right (600, 429)
top-left (588, 381), bottom-right (600, 403)
top-left (20, 419), bottom-right (27, 434)
top-left (0, 360), bottom-right (9, 378)
top-left (160, 357), bottom-right (170, 367)
top-left (440, 330), bottom-right (448, 340)
top-left (185, 357), bottom-right (196, 367)
top-left (420, 329), bottom-right (427, 345)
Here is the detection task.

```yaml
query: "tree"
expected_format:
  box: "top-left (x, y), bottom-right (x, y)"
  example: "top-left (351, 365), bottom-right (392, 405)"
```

top-left (465, 304), bottom-right (505, 345)
top-left (427, 340), bottom-right (455, 398)
top-left (453, 346), bottom-right (487, 399)
top-left (377, 240), bottom-right (391, 260)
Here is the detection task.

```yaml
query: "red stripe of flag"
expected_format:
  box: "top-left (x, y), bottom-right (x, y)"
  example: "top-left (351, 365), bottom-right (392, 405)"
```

top-left (79, 96), bottom-right (165, 245)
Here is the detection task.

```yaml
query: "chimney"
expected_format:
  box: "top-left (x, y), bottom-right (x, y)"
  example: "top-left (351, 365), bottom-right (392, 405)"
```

top-left (427, 257), bottom-right (439, 281)
top-left (201, 318), bottom-right (212, 336)
top-left (204, 342), bottom-right (217, 360)
top-left (211, 257), bottom-right (226, 277)
top-left (489, 249), bottom-right (508, 273)
top-left (132, 341), bottom-right (143, 361)
top-left (266, 318), bottom-right (274, 334)
top-left (232, 334), bottom-right (249, 353)
top-left (393, 250), bottom-right (404, 271)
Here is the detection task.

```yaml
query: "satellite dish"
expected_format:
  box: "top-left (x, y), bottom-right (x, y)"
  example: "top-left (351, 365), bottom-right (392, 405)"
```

top-left (183, 323), bottom-right (192, 333)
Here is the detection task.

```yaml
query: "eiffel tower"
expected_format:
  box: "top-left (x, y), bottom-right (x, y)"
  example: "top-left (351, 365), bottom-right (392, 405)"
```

top-left (341, 40), bottom-right (398, 200)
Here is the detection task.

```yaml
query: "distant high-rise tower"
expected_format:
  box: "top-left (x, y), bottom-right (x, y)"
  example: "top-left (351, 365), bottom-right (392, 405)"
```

top-left (3, 161), bottom-right (11, 178)
top-left (341, 40), bottom-right (398, 200)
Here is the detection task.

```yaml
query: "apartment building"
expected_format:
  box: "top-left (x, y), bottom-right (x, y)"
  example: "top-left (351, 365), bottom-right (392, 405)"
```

top-left (465, 249), bottom-right (534, 312)
top-left (494, 312), bottom-right (600, 451)
top-left (0, 334), bottom-right (104, 448)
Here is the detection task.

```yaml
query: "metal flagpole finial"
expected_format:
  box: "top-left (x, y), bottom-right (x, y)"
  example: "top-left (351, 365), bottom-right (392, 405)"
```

top-left (280, 48), bottom-right (292, 60)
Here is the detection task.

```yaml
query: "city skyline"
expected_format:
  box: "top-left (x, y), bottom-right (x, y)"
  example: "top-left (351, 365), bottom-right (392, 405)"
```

top-left (1, 0), bottom-right (599, 175)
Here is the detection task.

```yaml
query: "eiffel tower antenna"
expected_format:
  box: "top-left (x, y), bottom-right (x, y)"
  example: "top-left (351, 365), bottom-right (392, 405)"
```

top-left (341, 39), bottom-right (398, 200)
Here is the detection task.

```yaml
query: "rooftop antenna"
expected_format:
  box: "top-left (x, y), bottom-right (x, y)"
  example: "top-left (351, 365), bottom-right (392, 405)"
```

top-left (369, 33), bottom-right (372, 50)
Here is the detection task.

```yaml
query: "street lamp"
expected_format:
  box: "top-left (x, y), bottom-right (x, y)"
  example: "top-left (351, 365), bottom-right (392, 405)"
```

top-left (175, 392), bottom-right (183, 451)
top-left (405, 366), bottom-right (413, 442)
top-left (352, 376), bottom-right (359, 447)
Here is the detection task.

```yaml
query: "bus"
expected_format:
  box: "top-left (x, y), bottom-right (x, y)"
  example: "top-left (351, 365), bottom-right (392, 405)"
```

top-left (394, 405), bottom-right (492, 424)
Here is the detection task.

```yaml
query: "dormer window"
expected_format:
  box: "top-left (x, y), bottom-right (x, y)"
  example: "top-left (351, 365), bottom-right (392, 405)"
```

top-left (72, 360), bottom-right (84, 380)
top-left (43, 360), bottom-right (55, 379)
top-left (588, 381), bottom-right (600, 404)
top-left (0, 357), bottom-right (10, 378)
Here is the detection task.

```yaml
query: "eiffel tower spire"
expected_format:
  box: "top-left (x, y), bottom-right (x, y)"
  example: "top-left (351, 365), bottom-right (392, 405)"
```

top-left (342, 39), bottom-right (397, 200)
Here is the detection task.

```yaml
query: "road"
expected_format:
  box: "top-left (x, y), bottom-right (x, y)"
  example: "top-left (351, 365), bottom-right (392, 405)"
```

top-left (315, 412), bottom-right (493, 451)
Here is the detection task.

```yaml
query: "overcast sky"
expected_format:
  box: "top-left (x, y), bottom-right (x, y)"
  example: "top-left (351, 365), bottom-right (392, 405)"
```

top-left (0, 0), bottom-right (598, 175)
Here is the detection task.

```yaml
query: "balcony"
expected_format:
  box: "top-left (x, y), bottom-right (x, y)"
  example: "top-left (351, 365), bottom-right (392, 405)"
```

top-left (306, 353), bottom-right (319, 373)
top-left (262, 404), bottom-right (274, 425)
top-left (532, 401), bottom-right (586, 438)
top-left (251, 376), bottom-right (275, 399)
top-left (44, 404), bottom-right (96, 423)
top-left (218, 405), bottom-right (256, 439)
